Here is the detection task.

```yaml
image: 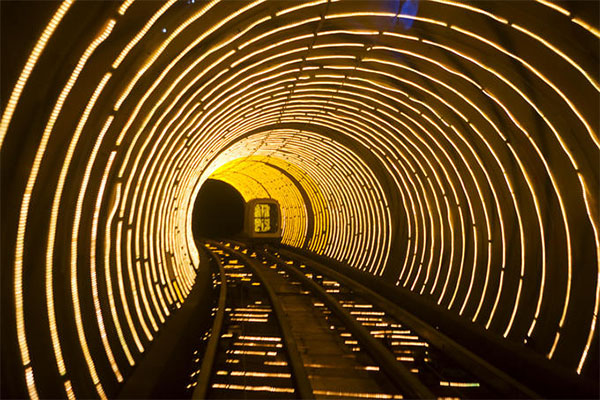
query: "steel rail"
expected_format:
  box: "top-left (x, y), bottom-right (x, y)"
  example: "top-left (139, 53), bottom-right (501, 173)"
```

top-left (211, 241), bottom-right (315, 400)
top-left (270, 245), bottom-right (540, 399)
top-left (256, 246), bottom-right (435, 399)
top-left (192, 245), bottom-right (228, 399)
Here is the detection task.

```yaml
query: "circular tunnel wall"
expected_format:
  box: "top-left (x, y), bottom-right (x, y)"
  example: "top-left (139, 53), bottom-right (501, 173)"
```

top-left (1, 1), bottom-right (598, 398)
top-left (202, 129), bottom-right (393, 272)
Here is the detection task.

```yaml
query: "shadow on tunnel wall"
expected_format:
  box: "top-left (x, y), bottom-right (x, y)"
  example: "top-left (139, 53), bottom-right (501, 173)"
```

top-left (192, 179), bottom-right (245, 239)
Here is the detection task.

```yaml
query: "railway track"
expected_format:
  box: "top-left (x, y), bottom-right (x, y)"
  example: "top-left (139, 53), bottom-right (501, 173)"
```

top-left (186, 240), bottom-right (538, 399)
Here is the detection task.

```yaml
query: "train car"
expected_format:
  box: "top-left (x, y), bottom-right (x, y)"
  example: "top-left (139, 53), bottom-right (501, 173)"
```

top-left (243, 198), bottom-right (282, 242)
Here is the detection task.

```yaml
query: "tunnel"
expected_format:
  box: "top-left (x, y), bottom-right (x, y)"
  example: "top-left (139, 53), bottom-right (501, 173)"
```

top-left (0, 0), bottom-right (598, 398)
top-left (192, 179), bottom-right (245, 239)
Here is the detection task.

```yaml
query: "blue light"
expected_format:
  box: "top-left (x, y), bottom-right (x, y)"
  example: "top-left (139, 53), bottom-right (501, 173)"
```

top-left (399, 0), bottom-right (419, 30)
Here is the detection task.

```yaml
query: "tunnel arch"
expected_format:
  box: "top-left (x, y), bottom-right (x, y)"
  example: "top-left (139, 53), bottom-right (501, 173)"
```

top-left (199, 128), bottom-right (394, 273)
top-left (0, 1), bottom-right (597, 398)
top-left (191, 179), bottom-right (245, 239)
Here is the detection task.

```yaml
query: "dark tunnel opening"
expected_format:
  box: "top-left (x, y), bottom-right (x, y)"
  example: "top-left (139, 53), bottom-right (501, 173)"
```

top-left (192, 179), bottom-right (245, 240)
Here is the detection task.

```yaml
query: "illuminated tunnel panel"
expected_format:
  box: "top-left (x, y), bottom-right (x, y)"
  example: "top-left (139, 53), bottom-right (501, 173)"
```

top-left (206, 131), bottom-right (391, 268)
top-left (0, 0), bottom-right (597, 398)
top-left (212, 158), bottom-right (311, 248)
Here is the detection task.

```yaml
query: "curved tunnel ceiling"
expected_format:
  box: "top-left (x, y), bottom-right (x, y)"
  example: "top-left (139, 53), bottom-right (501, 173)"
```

top-left (1, 0), bottom-right (598, 398)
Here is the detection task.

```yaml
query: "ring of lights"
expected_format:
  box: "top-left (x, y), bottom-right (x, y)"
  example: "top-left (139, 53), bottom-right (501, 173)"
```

top-left (1, 0), bottom-right (597, 398)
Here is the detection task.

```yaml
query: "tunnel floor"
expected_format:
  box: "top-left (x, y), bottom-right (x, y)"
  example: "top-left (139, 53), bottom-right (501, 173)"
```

top-left (116, 240), bottom-right (594, 399)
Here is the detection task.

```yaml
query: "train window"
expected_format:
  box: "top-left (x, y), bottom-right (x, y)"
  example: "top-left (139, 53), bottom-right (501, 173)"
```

top-left (254, 203), bottom-right (277, 233)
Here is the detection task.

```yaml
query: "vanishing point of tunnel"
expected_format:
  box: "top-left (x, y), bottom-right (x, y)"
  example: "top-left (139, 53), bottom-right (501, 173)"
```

top-left (1, 1), bottom-right (598, 399)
